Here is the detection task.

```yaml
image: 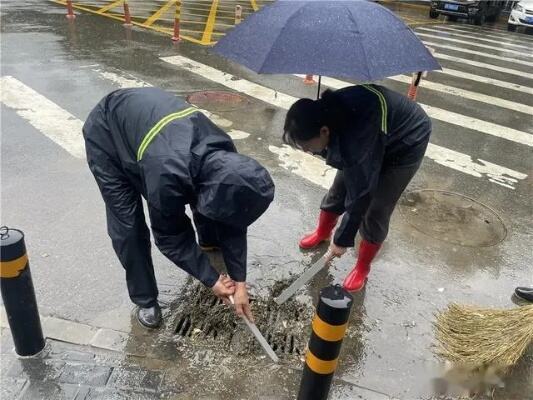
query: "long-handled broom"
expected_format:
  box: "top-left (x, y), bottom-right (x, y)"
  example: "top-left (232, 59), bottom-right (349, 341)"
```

top-left (434, 303), bottom-right (533, 392)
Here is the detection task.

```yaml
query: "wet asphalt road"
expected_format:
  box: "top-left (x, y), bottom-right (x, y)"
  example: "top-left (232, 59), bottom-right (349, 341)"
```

top-left (1, 1), bottom-right (532, 399)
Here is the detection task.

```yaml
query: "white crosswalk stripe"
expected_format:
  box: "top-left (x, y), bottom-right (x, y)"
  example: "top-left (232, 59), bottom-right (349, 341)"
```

top-left (0, 76), bottom-right (86, 158)
top-left (423, 25), bottom-right (533, 47)
top-left (162, 56), bottom-right (533, 148)
top-left (434, 51), bottom-right (533, 80)
top-left (1, 26), bottom-right (529, 192)
top-left (434, 25), bottom-right (533, 45)
top-left (432, 68), bottom-right (533, 95)
top-left (387, 75), bottom-right (533, 115)
top-left (424, 144), bottom-right (527, 190)
top-left (269, 143), bottom-right (527, 191)
top-left (296, 74), bottom-right (532, 111)
top-left (92, 68), bottom-right (250, 140)
top-left (318, 75), bottom-right (533, 144)
top-left (0, 71), bottom-right (251, 161)
top-left (160, 55), bottom-right (529, 190)
top-left (441, 24), bottom-right (533, 43)
top-left (418, 31), bottom-right (533, 58)
top-left (423, 40), bottom-right (533, 67)
top-left (416, 27), bottom-right (533, 50)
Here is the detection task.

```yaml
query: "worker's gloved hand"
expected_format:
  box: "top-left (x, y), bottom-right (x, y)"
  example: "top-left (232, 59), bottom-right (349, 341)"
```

top-left (211, 274), bottom-right (236, 303)
top-left (328, 243), bottom-right (347, 260)
top-left (233, 282), bottom-right (254, 322)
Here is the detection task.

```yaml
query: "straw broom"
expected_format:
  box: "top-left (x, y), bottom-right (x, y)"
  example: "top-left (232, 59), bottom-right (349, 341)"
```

top-left (435, 303), bottom-right (533, 370)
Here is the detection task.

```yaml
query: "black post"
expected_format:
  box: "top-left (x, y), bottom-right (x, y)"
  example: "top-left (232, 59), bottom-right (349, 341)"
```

top-left (0, 227), bottom-right (45, 356)
top-left (297, 285), bottom-right (353, 400)
top-left (316, 75), bottom-right (322, 100)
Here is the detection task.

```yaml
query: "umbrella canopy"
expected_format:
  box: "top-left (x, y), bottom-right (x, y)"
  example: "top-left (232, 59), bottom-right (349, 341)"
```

top-left (212, 0), bottom-right (441, 82)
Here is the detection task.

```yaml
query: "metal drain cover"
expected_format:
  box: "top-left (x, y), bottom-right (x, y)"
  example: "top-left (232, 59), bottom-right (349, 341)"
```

top-left (399, 190), bottom-right (507, 247)
top-left (172, 279), bottom-right (313, 359)
top-left (187, 90), bottom-right (249, 112)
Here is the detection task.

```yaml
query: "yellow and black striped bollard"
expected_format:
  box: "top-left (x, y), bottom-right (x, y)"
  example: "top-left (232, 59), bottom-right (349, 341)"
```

top-left (298, 285), bottom-right (353, 400)
top-left (0, 227), bottom-right (45, 356)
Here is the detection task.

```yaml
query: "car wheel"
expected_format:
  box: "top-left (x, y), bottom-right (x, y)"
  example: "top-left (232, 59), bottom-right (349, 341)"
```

top-left (429, 10), bottom-right (439, 19)
top-left (486, 11), bottom-right (500, 22)
top-left (507, 23), bottom-right (517, 32)
top-left (474, 13), bottom-right (485, 25)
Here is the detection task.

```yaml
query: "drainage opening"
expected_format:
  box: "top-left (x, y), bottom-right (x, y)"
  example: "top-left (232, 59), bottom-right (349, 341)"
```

top-left (172, 279), bottom-right (313, 359)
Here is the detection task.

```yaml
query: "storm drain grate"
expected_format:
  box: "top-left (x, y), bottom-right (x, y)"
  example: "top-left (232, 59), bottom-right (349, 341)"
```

top-left (172, 280), bottom-right (313, 358)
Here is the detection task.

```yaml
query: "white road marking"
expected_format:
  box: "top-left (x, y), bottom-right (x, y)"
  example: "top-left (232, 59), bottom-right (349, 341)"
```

top-left (419, 31), bottom-right (533, 58)
top-left (269, 145), bottom-right (336, 189)
top-left (94, 69), bottom-right (151, 88)
top-left (438, 24), bottom-right (533, 43)
top-left (160, 56), bottom-right (529, 189)
top-left (0, 76), bottom-right (86, 159)
top-left (162, 56), bottom-right (533, 148)
top-left (423, 40), bottom-right (533, 68)
top-left (424, 144), bottom-right (527, 190)
top-left (387, 74), bottom-right (533, 115)
top-left (434, 51), bottom-right (533, 80)
top-left (0, 70), bottom-right (251, 164)
top-left (320, 75), bottom-right (533, 145)
top-left (93, 69), bottom-right (247, 136)
top-left (297, 71), bottom-right (533, 104)
top-left (432, 68), bottom-right (533, 95)
top-left (417, 27), bottom-right (532, 51)
top-left (269, 143), bottom-right (527, 191)
top-left (227, 129), bottom-right (250, 140)
top-left (431, 25), bottom-right (533, 47)
top-left (162, 56), bottom-right (302, 108)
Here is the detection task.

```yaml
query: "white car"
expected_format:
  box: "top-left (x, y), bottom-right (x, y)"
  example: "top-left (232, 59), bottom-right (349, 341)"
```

top-left (508, 0), bottom-right (533, 31)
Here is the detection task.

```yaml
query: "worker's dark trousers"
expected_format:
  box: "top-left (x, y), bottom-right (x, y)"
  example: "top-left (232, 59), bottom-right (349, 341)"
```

top-left (83, 106), bottom-right (158, 308)
top-left (320, 160), bottom-right (423, 244)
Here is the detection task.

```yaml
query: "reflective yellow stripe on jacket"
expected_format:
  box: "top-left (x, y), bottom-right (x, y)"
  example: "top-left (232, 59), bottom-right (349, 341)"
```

top-left (136, 107), bottom-right (198, 161)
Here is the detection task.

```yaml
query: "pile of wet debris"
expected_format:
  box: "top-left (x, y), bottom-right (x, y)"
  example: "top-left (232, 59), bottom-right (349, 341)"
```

top-left (170, 278), bottom-right (314, 362)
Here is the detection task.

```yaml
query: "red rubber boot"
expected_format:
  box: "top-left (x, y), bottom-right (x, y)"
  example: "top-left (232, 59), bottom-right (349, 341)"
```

top-left (343, 240), bottom-right (382, 292)
top-left (299, 210), bottom-right (339, 249)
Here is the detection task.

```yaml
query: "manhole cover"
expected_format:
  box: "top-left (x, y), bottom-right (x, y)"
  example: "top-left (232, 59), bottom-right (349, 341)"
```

top-left (187, 90), bottom-right (249, 112)
top-left (399, 190), bottom-right (507, 247)
top-left (172, 279), bottom-right (313, 360)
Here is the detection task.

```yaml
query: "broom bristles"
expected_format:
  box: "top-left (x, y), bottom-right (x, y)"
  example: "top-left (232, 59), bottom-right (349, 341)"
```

top-left (434, 303), bottom-right (533, 369)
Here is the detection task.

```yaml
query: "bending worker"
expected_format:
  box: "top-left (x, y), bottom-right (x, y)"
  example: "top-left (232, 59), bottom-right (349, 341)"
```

top-left (283, 85), bottom-right (431, 292)
top-left (83, 87), bottom-right (274, 328)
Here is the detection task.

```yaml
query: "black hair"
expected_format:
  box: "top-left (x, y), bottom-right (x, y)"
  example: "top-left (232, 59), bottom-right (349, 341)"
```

top-left (283, 89), bottom-right (350, 147)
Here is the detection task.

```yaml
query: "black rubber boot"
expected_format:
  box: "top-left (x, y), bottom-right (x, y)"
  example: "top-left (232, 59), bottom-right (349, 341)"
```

top-left (515, 287), bottom-right (533, 303)
top-left (137, 304), bottom-right (162, 329)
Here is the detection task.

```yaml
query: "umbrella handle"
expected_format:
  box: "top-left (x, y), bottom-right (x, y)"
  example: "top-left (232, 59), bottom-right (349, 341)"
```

top-left (317, 75), bottom-right (322, 100)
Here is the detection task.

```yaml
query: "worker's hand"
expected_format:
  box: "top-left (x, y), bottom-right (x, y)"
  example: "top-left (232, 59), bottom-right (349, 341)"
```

top-left (211, 275), bottom-right (236, 304)
top-left (328, 243), bottom-right (347, 260)
top-left (233, 282), bottom-right (254, 323)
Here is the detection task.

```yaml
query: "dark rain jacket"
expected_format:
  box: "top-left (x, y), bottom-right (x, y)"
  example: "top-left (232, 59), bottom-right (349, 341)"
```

top-left (325, 85), bottom-right (431, 247)
top-left (84, 87), bottom-right (275, 287)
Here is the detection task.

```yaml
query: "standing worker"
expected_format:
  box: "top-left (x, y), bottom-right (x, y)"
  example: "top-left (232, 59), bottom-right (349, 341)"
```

top-left (83, 87), bottom-right (274, 328)
top-left (283, 85), bottom-right (431, 292)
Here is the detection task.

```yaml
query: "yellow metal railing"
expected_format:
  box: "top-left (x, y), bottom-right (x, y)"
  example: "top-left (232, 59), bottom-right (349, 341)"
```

top-left (50, 0), bottom-right (440, 46)
top-left (50, 0), bottom-right (274, 45)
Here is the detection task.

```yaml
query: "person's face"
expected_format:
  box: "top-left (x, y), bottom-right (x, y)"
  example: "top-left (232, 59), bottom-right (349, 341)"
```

top-left (297, 126), bottom-right (330, 154)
